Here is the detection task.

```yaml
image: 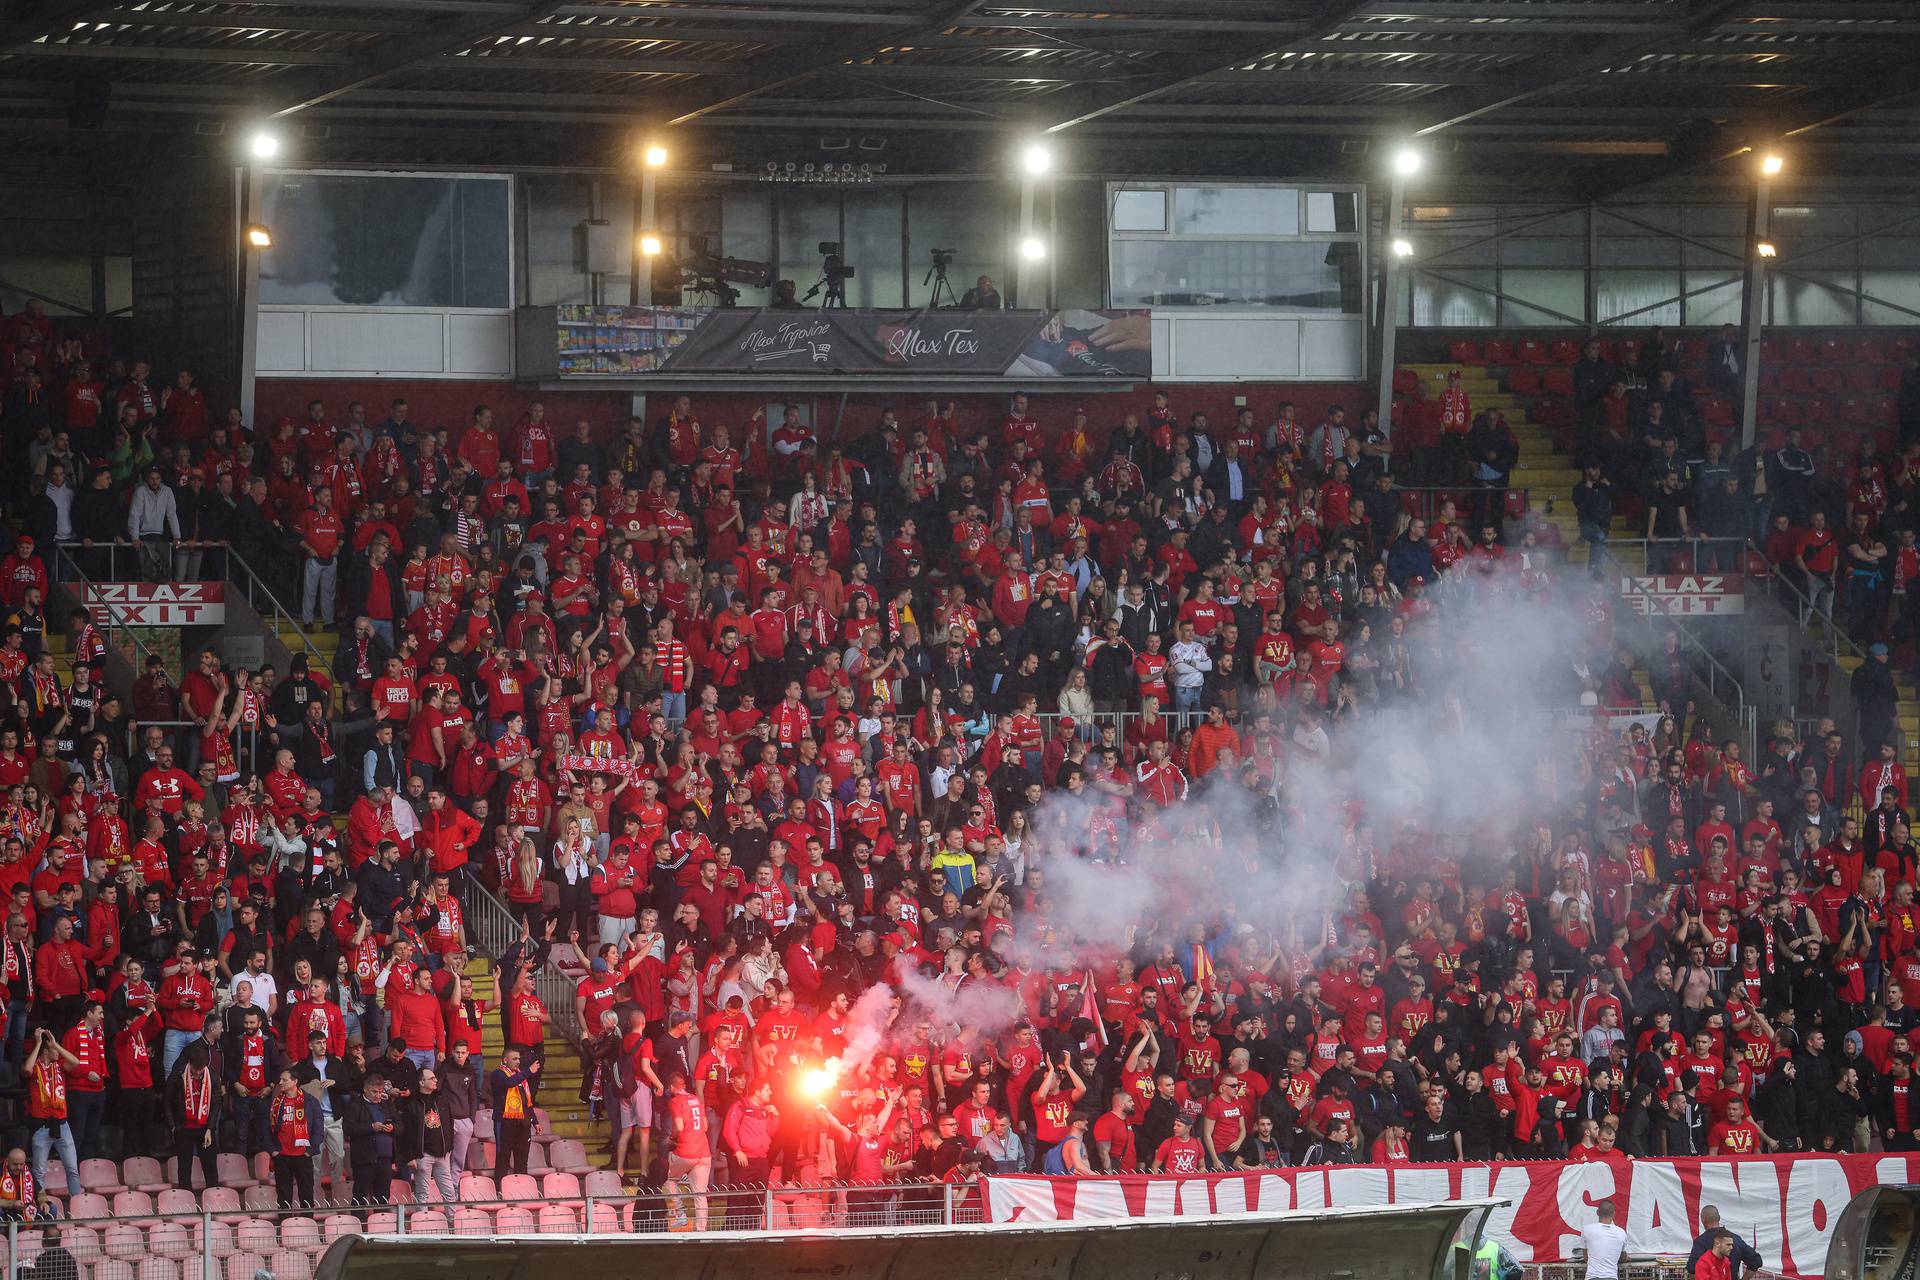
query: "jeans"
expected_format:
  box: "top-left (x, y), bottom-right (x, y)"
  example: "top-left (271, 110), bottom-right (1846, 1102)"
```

top-left (68, 1090), bottom-right (104, 1161)
top-left (451, 1116), bottom-right (474, 1179)
top-left (661, 688), bottom-right (687, 725)
top-left (413, 1152), bottom-right (457, 1204)
top-left (174, 545), bottom-right (204, 581)
top-left (162, 1028), bottom-right (198, 1078)
top-left (1806, 569), bottom-right (1835, 618)
top-left (32, 1121), bottom-right (80, 1196)
top-left (368, 619), bottom-right (394, 647)
top-left (406, 1048), bottom-right (437, 1073)
top-left (1172, 683), bottom-right (1202, 719)
top-left (303, 556), bottom-right (338, 626)
top-left (234, 1094), bottom-right (270, 1156)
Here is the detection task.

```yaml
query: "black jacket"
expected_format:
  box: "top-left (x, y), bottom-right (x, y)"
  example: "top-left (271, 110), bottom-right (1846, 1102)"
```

top-left (342, 1091), bottom-right (398, 1166)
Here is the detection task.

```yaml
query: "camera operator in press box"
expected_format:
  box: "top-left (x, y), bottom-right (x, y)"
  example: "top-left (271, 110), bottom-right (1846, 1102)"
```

top-left (959, 272), bottom-right (1003, 309)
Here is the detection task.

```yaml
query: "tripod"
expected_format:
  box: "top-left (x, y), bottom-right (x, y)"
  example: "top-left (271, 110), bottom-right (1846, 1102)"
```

top-left (924, 259), bottom-right (958, 309)
top-left (802, 272), bottom-right (848, 309)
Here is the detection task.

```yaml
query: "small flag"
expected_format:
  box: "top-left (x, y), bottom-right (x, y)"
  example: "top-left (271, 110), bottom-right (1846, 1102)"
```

top-left (1078, 969), bottom-right (1110, 1049)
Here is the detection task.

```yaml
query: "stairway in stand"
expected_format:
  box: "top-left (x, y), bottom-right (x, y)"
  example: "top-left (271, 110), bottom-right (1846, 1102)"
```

top-left (463, 954), bottom-right (606, 1170)
top-left (1399, 359), bottom-right (1918, 785)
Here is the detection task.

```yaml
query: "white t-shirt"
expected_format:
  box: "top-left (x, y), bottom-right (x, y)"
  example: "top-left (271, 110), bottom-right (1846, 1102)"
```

top-left (1579, 1222), bottom-right (1628, 1280)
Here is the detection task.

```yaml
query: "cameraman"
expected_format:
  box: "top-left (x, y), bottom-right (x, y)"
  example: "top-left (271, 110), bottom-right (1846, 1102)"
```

top-left (960, 274), bottom-right (1003, 310)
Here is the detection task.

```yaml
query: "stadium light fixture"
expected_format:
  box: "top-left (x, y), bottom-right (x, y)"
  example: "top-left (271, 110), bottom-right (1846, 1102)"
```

top-left (1393, 146), bottom-right (1423, 176)
top-left (1391, 237), bottom-right (1414, 258)
top-left (1755, 240), bottom-right (1778, 258)
top-left (244, 224), bottom-right (274, 249)
top-left (1021, 142), bottom-right (1052, 176)
top-left (1020, 236), bottom-right (1047, 261)
top-left (247, 129), bottom-right (280, 161)
top-left (644, 142), bottom-right (669, 168)
top-left (1760, 152), bottom-right (1784, 176)
top-left (639, 232), bottom-right (664, 257)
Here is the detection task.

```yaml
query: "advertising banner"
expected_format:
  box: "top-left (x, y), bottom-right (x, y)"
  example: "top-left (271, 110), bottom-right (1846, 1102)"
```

top-left (1618, 574), bottom-right (1746, 617)
top-left (83, 582), bottom-right (225, 627)
top-left (551, 306), bottom-right (1151, 378)
top-left (983, 1153), bottom-right (1917, 1277)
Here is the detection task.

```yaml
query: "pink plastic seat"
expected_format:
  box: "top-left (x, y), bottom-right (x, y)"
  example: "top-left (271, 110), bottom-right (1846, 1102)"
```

top-left (122, 1158), bottom-right (168, 1194)
top-left (279, 1218), bottom-right (322, 1253)
top-left (320, 1216), bottom-right (359, 1248)
top-left (241, 1186), bottom-right (278, 1213)
top-left (59, 1226), bottom-right (100, 1264)
top-left (103, 1224), bottom-right (148, 1261)
top-left (546, 1142), bottom-right (591, 1176)
top-left (493, 1207), bottom-right (535, 1236)
top-left (68, 1193), bottom-right (111, 1220)
top-left (451, 1208), bottom-right (492, 1238)
top-left (137, 1261), bottom-right (180, 1280)
top-left (233, 1218), bottom-right (278, 1257)
top-left (541, 1172), bottom-right (582, 1202)
top-left (78, 1160), bottom-right (125, 1195)
top-left (93, 1262), bottom-right (137, 1280)
top-left (586, 1201), bottom-right (621, 1235)
top-left (582, 1170), bottom-right (623, 1198)
top-left (215, 1154), bottom-right (259, 1190)
top-left (110, 1191), bottom-right (153, 1219)
top-left (149, 1224), bottom-right (193, 1261)
top-left (409, 1210), bottom-right (449, 1235)
top-left (536, 1205), bottom-right (578, 1235)
top-left (201, 1187), bottom-right (244, 1223)
top-left (156, 1189), bottom-right (199, 1217)
top-left (365, 1212), bottom-right (398, 1236)
top-left (269, 1251), bottom-right (314, 1280)
top-left (457, 1174), bottom-right (496, 1201)
top-left (190, 1219), bottom-right (235, 1262)
top-left (498, 1174), bottom-right (539, 1201)
top-left (223, 1255), bottom-right (265, 1280)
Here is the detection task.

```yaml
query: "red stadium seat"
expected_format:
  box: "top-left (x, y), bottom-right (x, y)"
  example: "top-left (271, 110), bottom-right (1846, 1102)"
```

top-left (1812, 367), bottom-right (1846, 396)
top-left (1759, 339), bottom-right (1782, 364)
top-left (1874, 394), bottom-right (1899, 423)
top-left (1805, 396), bottom-right (1834, 424)
top-left (1550, 339), bottom-right (1581, 365)
top-left (1786, 338), bottom-right (1817, 363)
top-left (1846, 366), bottom-right (1881, 395)
top-left (1448, 339), bottom-right (1481, 364)
top-left (1857, 337), bottom-right (1886, 365)
top-left (1820, 337), bottom-right (1853, 364)
top-left (1883, 365), bottom-right (1905, 392)
top-left (1702, 398), bottom-right (1733, 427)
top-left (1516, 336), bottom-right (1549, 365)
top-left (123, 1160), bottom-right (169, 1195)
top-left (1762, 396), bottom-right (1792, 426)
top-left (1842, 396), bottom-right (1873, 426)
top-left (1678, 337), bottom-right (1708, 364)
top-left (1595, 339), bottom-right (1618, 362)
top-left (1543, 368), bottom-right (1575, 396)
top-left (1483, 338), bottom-right (1515, 365)
top-left (1759, 369), bottom-right (1782, 395)
top-left (1779, 367), bottom-right (1812, 394)
top-left (1889, 339), bottom-right (1913, 362)
top-left (1392, 369), bottom-right (1418, 395)
top-left (1618, 339), bottom-right (1642, 366)
top-left (1508, 368), bottom-right (1542, 395)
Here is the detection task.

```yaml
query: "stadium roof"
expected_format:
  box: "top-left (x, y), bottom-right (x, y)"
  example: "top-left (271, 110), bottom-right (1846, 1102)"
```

top-left (5, 0), bottom-right (1920, 196)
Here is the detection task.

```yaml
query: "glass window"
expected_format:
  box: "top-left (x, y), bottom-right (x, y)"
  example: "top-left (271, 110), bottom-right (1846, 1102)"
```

top-left (1173, 186), bottom-right (1298, 236)
top-left (1408, 270), bottom-right (1496, 327)
top-left (1110, 239), bottom-right (1357, 311)
top-left (1770, 272), bottom-right (1856, 325)
top-left (1305, 191), bottom-right (1358, 234)
top-left (1861, 271), bottom-right (1920, 325)
top-left (1595, 270), bottom-right (1681, 325)
top-left (908, 183), bottom-right (1007, 302)
top-left (1682, 273), bottom-right (1743, 327)
top-left (1501, 238), bottom-right (1583, 268)
top-left (1112, 188), bottom-right (1167, 233)
top-left (1500, 270), bottom-right (1585, 326)
top-left (776, 190), bottom-right (843, 303)
top-left (260, 173), bottom-right (510, 308)
top-left (841, 189), bottom-right (904, 308)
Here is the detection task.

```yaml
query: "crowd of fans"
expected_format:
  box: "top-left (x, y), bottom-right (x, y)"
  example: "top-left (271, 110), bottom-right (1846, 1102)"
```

top-left (0, 296), bottom-right (1914, 1238)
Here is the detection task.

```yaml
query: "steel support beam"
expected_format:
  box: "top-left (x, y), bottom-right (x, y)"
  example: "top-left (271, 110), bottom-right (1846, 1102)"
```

top-left (1737, 173), bottom-right (1770, 451)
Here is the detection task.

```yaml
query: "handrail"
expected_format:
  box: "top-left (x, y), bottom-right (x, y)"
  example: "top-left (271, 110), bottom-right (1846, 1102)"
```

top-left (1743, 538), bottom-right (1867, 664)
top-left (51, 543), bottom-right (158, 672)
top-left (461, 875), bottom-right (585, 1049)
top-left (220, 541), bottom-right (330, 676)
top-left (1592, 540), bottom-right (1751, 743)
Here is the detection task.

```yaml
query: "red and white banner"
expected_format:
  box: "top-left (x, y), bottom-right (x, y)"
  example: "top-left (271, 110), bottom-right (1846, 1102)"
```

top-left (83, 582), bottom-right (225, 627)
top-left (984, 1154), bottom-right (1918, 1278)
top-left (1618, 573), bottom-right (1745, 616)
top-left (558, 752), bottom-right (638, 776)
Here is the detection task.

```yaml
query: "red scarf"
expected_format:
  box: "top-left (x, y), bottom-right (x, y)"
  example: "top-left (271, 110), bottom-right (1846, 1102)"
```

top-left (273, 1094), bottom-right (310, 1155)
top-left (183, 1062), bottom-right (212, 1127)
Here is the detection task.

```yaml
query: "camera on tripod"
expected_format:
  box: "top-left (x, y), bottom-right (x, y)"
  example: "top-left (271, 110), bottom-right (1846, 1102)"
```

top-left (930, 248), bottom-right (955, 271)
top-left (924, 248), bottom-right (958, 307)
top-left (804, 242), bottom-right (855, 308)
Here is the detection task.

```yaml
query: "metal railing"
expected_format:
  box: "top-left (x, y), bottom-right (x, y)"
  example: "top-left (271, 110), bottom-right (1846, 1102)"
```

top-left (0, 1181), bottom-right (991, 1280)
top-left (460, 876), bottom-right (585, 1047)
top-left (50, 543), bottom-right (159, 673)
top-left (1592, 540), bottom-right (1755, 756)
top-left (54, 539), bottom-right (331, 678)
